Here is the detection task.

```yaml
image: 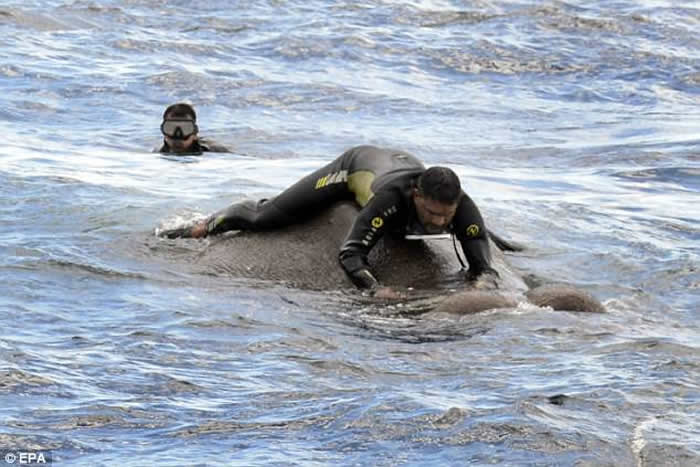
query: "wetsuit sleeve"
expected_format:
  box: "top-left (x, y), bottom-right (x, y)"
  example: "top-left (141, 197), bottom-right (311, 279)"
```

top-left (452, 194), bottom-right (496, 279)
top-left (338, 190), bottom-right (403, 289)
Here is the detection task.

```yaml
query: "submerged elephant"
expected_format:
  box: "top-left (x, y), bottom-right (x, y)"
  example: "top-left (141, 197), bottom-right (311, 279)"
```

top-left (185, 201), bottom-right (604, 314)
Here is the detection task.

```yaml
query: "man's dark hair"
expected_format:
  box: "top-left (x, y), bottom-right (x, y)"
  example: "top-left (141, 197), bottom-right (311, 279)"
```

top-left (417, 166), bottom-right (462, 204)
top-left (163, 102), bottom-right (197, 121)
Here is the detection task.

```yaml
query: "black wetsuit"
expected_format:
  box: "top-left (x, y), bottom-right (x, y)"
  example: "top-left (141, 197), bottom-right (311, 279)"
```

top-left (156, 137), bottom-right (230, 155)
top-left (202, 145), bottom-right (493, 289)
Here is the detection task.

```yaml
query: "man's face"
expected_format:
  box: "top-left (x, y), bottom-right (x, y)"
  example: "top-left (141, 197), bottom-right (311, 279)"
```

top-left (413, 190), bottom-right (458, 234)
top-left (161, 116), bottom-right (198, 153)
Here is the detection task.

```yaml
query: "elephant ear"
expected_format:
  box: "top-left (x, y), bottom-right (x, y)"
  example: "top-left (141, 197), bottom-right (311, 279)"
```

top-left (525, 284), bottom-right (606, 313)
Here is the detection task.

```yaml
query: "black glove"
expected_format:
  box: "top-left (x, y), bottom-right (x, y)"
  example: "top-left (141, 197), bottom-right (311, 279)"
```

top-left (350, 268), bottom-right (380, 290)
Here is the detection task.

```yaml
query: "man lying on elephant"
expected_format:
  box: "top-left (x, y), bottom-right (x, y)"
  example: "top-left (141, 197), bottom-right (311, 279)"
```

top-left (160, 145), bottom-right (498, 298)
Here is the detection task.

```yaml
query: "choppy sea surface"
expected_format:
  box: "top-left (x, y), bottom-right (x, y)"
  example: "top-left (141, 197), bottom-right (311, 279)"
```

top-left (1, 1), bottom-right (699, 465)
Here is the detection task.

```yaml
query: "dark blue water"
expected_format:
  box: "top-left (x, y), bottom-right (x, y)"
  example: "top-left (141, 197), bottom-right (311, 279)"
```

top-left (1, 1), bottom-right (698, 465)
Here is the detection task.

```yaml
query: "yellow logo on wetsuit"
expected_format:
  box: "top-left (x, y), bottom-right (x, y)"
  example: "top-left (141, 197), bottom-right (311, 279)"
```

top-left (371, 217), bottom-right (384, 228)
top-left (315, 170), bottom-right (348, 189)
top-left (466, 224), bottom-right (480, 237)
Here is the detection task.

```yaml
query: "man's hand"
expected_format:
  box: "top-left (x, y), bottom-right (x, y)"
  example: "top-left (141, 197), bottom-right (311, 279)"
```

top-left (470, 268), bottom-right (500, 290)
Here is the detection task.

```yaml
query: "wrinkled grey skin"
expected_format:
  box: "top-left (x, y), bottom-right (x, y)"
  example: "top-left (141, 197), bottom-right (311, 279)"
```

top-left (197, 201), bottom-right (605, 314)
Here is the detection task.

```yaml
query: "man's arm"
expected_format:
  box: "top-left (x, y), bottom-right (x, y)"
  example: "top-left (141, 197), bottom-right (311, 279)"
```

top-left (453, 194), bottom-right (497, 279)
top-left (459, 236), bottom-right (497, 280)
top-left (338, 190), bottom-right (402, 290)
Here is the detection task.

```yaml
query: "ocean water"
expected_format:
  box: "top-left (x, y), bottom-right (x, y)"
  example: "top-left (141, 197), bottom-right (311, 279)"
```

top-left (1, 1), bottom-right (698, 465)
